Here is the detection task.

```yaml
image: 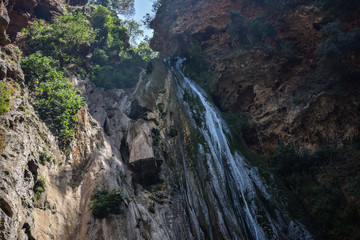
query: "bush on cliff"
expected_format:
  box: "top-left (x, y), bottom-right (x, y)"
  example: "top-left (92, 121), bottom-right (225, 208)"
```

top-left (22, 6), bottom-right (156, 91)
top-left (315, 21), bottom-right (360, 81)
top-left (89, 190), bottom-right (125, 218)
top-left (23, 13), bottom-right (95, 68)
top-left (227, 11), bottom-right (277, 49)
top-left (184, 42), bottom-right (216, 95)
top-left (21, 52), bottom-right (85, 147)
top-left (270, 143), bottom-right (360, 239)
top-left (0, 81), bottom-right (11, 115)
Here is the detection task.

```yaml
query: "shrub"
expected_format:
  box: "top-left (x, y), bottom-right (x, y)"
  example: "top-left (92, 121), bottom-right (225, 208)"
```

top-left (148, 202), bottom-right (155, 213)
top-left (89, 190), bottom-right (124, 218)
top-left (20, 52), bottom-right (60, 87)
top-left (89, 60), bottom-right (141, 89)
top-left (320, 0), bottom-right (360, 17)
top-left (33, 176), bottom-right (46, 201)
top-left (184, 42), bottom-right (216, 95)
top-left (315, 21), bottom-right (360, 80)
top-left (227, 11), bottom-right (277, 49)
top-left (88, 6), bottom-right (153, 89)
top-left (39, 151), bottom-right (53, 165)
top-left (269, 142), bottom-right (314, 177)
top-left (23, 13), bottom-right (95, 67)
top-left (0, 81), bottom-right (11, 115)
top-left (21, 53), bottom-right (85, 147)
top-left (36, 78), bottom-right (85, 146)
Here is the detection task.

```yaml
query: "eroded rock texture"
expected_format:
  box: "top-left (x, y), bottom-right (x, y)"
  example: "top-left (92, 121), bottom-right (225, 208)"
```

top-left (151, 0), bottom-right (360, 153)
top-left (6, 0), bottom-right (65, 40)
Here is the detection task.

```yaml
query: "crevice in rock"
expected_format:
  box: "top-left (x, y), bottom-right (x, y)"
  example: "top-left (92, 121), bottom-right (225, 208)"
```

top-left (103, 118), bottom-right (111, 136)
top-left (27, 160), bottom-right (38, 181)
top-left (0, 198), bottom-right (13, 217)
top-left (120, 137), bottom-right (130, 164)
top-left (128, 100), bottom-right (151, 120)
top-left (33, 5), bottom-right (52, 21)
top-left (130, 158), bottom-right (162, 186)
top-left (22, 223), bottom-right (35, 240)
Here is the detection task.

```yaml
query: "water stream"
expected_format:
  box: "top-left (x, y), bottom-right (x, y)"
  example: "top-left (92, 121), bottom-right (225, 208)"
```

top-left (169, 58), bottom-right (312, 240)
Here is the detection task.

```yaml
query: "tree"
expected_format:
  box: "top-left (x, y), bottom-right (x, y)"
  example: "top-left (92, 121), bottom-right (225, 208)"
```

top-left (124, 20), bottom-right (144, 45)
top-left (315, 21), bottom-right (360, 80)
top-left (136, 42), bottom-right (158, 61)
top-left (23, 12), bottom-right (95, 67)
top-left (90, 0), bottom-right (135, 16)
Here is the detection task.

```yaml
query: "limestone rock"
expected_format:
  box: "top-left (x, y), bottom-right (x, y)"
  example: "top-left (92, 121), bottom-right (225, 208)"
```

top-left (0, 3), bottom-right (10, 46)
top-left (127, 120), bottom-right (161, 185)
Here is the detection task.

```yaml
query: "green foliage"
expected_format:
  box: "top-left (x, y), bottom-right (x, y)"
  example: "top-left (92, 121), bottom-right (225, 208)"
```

top-left (89, 190), bottom-right (125, 218)
top-left (20, 52), bottom-right (60, 87)
top-left (33, 176), bottom-right (46, 201)
top-left (151, 128), bottom-right (160, 145)
top-left (23, 13), bottom-right (95, 67)
top-left (124, 20), bottom-right (144, 45)
top-left (40, 151), bottom-right (53, 165)
top-left (90, 0), bottom-right (135, 16)
top-left (36, 78), bottom-right (85, 145)
top-left (184, 43), bottom-right (216, 95)
top-left (92, 48), bottom-right (109, 65)
top-left (136, 42), bottom-right (158, 61)
top-left (22, 6), bottom-right (156, 92)
top-left (0, 81), bottom-right (11, 115)
top-left (315, 21), bottom-right (360, 80)
top-left (270, 143), bottom-right (360, 239)
top-left (21, 53), bottom-right (85, 147)
top-left (148, 202), bottom-right (155, 213)
top-left (89, 6), bottom-right (155, 90)
top-left (91, 6), bottom-right (128, 50)
top-left (227, 11), bottom-right (277, 49)
top-left (89, 59), bottom-right (142, 89)
top-left (269, 143), bottom-right (340, 177)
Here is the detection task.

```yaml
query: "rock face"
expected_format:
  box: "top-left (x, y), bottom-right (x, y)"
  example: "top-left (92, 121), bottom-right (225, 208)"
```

top-left (0, 3), bottom-right (10, 46)
top-left (6, 0), bottom-right (65, 40)
top-left (150, 0), bottom-right (360, 154)
top-left (0, 26), bottom-right (311, 240)
top-left (1, 0), bottom-right (359, 239)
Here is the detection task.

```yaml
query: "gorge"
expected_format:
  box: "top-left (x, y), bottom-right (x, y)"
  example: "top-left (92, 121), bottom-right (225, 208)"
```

top-left (1, 0), bottom-right (360, 239)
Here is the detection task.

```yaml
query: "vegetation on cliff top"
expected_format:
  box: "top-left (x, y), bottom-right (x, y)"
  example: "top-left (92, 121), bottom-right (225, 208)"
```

top-left (20, 4), bottom-right (156, 146)
top-left (21, 52), bottom-right (85, 147)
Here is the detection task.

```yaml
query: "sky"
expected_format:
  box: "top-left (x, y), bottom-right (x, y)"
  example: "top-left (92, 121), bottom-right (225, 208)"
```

top-left (133, 0), bottom-right (154, 41)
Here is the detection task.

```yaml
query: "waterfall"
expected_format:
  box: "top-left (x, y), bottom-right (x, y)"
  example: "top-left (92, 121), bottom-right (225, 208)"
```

top-left (169, 58), bottom-right (312, 240)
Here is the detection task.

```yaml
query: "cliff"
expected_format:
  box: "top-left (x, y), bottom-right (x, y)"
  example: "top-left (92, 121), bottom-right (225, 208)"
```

top-left (151, 0), bottom-right (360, 154)
top-left (150, 0), bottom-right (360, 239)
top-left (1, 0), bottom-right (359, 239)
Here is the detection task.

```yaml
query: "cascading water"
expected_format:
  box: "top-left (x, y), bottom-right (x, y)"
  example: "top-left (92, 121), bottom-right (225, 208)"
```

top-left (169, 58), bottom-right (312, 240)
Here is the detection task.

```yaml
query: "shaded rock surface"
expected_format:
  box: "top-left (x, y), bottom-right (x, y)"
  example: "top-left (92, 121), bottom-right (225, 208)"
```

top-left (6, 0), bottom-right (65, 40)
top-left (0, 3), bottom-right (10, 46)
top-left (151, 0), bottom-right (360, 154)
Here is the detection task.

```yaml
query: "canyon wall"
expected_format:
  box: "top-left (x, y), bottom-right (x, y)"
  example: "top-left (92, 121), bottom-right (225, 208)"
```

top-left (1, 0), bottom-right (359, 239)
top-left (151, 0), bottom-right (360, 154)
